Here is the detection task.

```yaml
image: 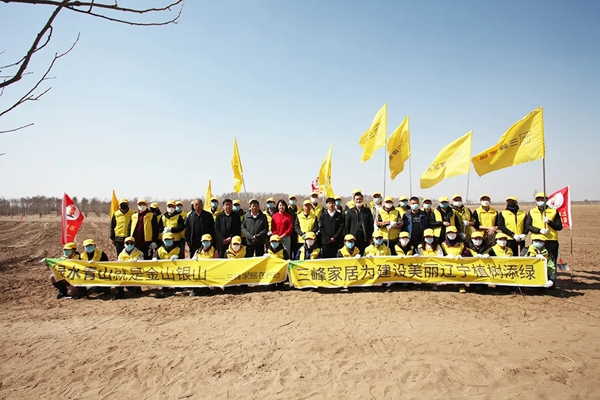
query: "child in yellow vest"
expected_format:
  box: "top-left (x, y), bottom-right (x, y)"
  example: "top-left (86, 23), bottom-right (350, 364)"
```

top-left (226, 236), bottom-right (246, 259)
top-left (337, 234), bottom-right (361, 258)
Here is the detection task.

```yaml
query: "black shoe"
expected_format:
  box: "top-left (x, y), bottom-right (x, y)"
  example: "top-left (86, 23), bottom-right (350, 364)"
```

top-left (114, 291), bottom-right (125, 300)
top-left (56, 292), bottom-right (66, 299)
top-left (189, 289), bottom-right (200, 297)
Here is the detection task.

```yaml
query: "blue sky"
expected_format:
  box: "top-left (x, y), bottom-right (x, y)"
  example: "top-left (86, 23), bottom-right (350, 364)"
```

top-left (1, 0), bottom-right (599, 202)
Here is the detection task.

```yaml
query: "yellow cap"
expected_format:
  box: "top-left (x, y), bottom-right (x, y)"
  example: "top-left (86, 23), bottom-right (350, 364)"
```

top-left (63, 242), bottom-right (77, 250)
top-left (531, 234), bottom-right (547, 241)
top-left (175, 200), bottom-right (184, 206)
top-left (373, 230), bottom-right (384, 238)
top-left (424, 229), bottom-right (434, 237)
top-left (452, 193), bottom-right (462, 200)
top-left (166, 200), bottom-right (176, 206)
top-left (270, 234), bottom-right (281, 242)
top-left (480, 194), bottom-right (491, 200)
top-left (311, 192), bottom-right (319, 197)
top-left (231, 235), bottom-right (242, 244)
top-left (399, 231), bottom-right (410, 238)
top-left (439, 196), bottom-right (449, 203)
top-left (373, 191), bottom-right (382, 197)
top-left (233, 199), bottom-right (241, 205)
top-left (383, 196), bottom-right (394, 203)
top-left (352, 188), bottom-right (362, 195)
top-left (266, 197), bottom-right (275, 203)
top-left (334, 195), bottom-right (342, 200)
top-left (344, 234), bottom-right (356, 241)
top-left (495, 233), bottom-right (509, 240)
top-left (471, 231), bottom-right (484, 238)
top-left (150, 202), bottom-right (159, 208)
top-left (288, 194), bottom-right (297, 199)
top-left (304, 232), bottom-right (316, 240)
top-left (423, 198), bottom-right (432, 203)
top-left (118, 198), bottom-right (128, 204)
top-left (210, 196), bottom-right (218, 201)
top-left (163, 232), bottom-right (174, 240)
top-left (535, 192), bottom-right (547, 198)
top-left (506, 196), bottom-right (518, 202)
top-left (83, 239), bottom-right (95, 246)
top-left (248, 198), bottom-right (256, 204)
top-left (124, 236), bottom-right (135, 242)
top-left (201, 234), bottom-right (212, 241)
top-left (398, 195), bottom-right (409, 201)
top-left (137, 198), bottom-right (148, 204)
top-left (303, 199), bottom-right (312, 206)
top-left (446, 226), bottom-right (458, 233)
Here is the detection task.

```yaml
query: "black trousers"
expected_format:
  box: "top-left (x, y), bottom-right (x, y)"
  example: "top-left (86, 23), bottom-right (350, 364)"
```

top-left (245, 244), bottom-right (265, 257)
top-left (354, 231), bottom-right (368, 254)
top-left (388, 239), bottom-right (399, 256)
top-left (114, 240), bottom-right (125, 256)
top-left (545, 240), bottom-right (560, 262)
top-left (507, 240), bottom-right (520, 257)
top-left (178, 239), bottom-right (186, 259)
top-left (321, 243), bottom-right (340, 259)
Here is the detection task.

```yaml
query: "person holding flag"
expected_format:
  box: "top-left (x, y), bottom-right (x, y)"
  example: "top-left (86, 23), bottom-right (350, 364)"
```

top-left (450, 194), bottom-right (473, 240)
top-left (110, 198), bottom-right (133, 255)
top-left (525, 192), bottom-right (563, 261)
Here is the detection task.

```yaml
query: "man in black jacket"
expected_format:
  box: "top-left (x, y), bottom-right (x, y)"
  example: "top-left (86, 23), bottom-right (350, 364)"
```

top-left (319, 197), bottom-right (345, 258)
top-left (344, 192), bottom-right (373, 253)
top-left (241, 199), bottom-right (269, 257)
top-left (214, 199), bottom-right (242, 258)
top-left (185, 199), bottom-right (216, 257)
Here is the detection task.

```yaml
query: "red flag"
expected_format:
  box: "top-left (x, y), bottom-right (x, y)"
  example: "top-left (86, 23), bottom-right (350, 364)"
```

top-left (311, 177), bottom-right (321, 194)
top-left (547, 185), bottom-right (572, 229)
top-left (61, 193), bottom-right (85, 245)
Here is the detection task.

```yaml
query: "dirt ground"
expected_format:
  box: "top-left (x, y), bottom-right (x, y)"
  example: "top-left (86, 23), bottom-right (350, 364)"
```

top-left (1, 206), bottom-right (600, 399)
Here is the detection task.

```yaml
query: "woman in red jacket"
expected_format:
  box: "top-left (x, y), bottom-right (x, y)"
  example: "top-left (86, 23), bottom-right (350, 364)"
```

top-left (271, 200), bottom-right (294, 255)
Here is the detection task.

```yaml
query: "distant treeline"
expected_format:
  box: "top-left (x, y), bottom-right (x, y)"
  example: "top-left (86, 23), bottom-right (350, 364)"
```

top-left (0, 194), bottom-right (597, 216)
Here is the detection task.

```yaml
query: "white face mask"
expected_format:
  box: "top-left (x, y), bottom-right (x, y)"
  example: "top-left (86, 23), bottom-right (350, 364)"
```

top-left (232, 244), bottom-right (241, 252)
top-left (138, 205), bottom-right (147, 212)
top-left (400, 238), bottom-right (410, 247)
top-left (305, 239), bottom-right (315, 247)
top-left (473, 239), bottom-right (483, 246)
top-left (167, 207), bottom-right (176, 213)
top-left (311, 197), bottom-right (318, 204)
top-left (447, 233), bottom-right (457, 240)
top-left (497, 239), bottom-right (507, 247)
top-left (425, 237), bottom-right (434, 244)
top-left (481, 200), bottom-right (490, 207)
top-left (453, 201), bottom-right (463, 207)
top-left (355, 200), bottom-right (363, 207)
top-left (384, 203), bottom-right (393, 210)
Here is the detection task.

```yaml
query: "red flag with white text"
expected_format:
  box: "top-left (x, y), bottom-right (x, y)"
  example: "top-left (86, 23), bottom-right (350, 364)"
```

top-left (547, 186), bottom-right (572, 229)
top-left (311, 177), bottom-right (321, 194)
top-left (61, 193), bottom-right (85, 245)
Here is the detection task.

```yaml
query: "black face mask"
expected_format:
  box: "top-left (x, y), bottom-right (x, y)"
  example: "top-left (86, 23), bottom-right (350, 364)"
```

top-left (506, 202), bottom-right (519, 211)
top-left (120, 205), bottom-right (129, 212)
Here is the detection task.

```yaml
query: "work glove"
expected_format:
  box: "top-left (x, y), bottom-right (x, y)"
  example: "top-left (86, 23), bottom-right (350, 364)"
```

top-left (263, 253), bottom-right (270, 258)
top-left (354, 254), bottom-right (361, 259)
top-left (540, 229), bottom-right (549, 235)
top-left (130, 258), bottom-right (137, 263)
top-left (482, 254), bottom-right (490, 259)
top-left (88, 260), bottom-right (95, 264)
top-left (152, 258), bottom-right (158, 262)
top-left (150, 242), bottom-right (158, 250)
top-left (519, 234), bottom-right (526, 241)
top-left (267, 231), bottom-right (272, 236)
top-left (163, 227), bottom-right (172, 233)
top-left (364, 254), bottom-right (374, 259)
top-left (169, 255), bottom-right (178, 261)
top-left (191, 256), bottom-right (198, 261)
top-left (301, 234), bottom-right (306, 239)
top-left (460, 233), bottom-right (466, 240)
top-left (463, 220), bottom-right (470, 226)
top-left (476, 254), bottom-right (484, 258)
top-left (543, 217), bottom-right (550, 223)
top-left (513, 234), bottom-right (521, 242)
top-left (454, 255), bottom-right (462, 260)
top-left (536, 254), bottom-right (546, 260)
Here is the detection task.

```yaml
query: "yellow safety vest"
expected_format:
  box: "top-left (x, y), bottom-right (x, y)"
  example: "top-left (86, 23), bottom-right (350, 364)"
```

top-left (130, 212), bottom-right (155, 242)
top-left (210, 208), bottom-right (223, 220)
top-left (395, 245), bottom-right (414, 256)
top-left (468, 247), bottom-right (489, 256)
top-left (433, 209), bottom-right (456, 238)
top-left (364, 244), bottom-right (391, 257)
top-left (452, 206), bottom-right (472, 237)
top-left (476, 206), bottom-right (498, 228)
top-left (500, 209), bottom-right (526, 238)
top-left (162, 214), bottom-right (184, 241)
top-left (299, 247), bottom-right (321, 260)
top-left (442, 242), bottom-right (465, 257)
top-left (158, 246), bottom-right (180, 259)
top-left (268, 248), bottom-right (286, 259)
top-left (296, 212), bottom-right (317, 243)
top-left (313, 204), bottom-right (323, 220)
top-left (226, 245), bottom-right (246, 259)
top-left (265, 210), bottom-right (275, 231)
top-left (118, 248), bottom-right (144, 261)
top-left (490, 244), bottom-right (513, 257)
top-left (339, 245), bottom-right (359, 258)
top-left (419, 244), bottom-right (441, 256)
top-left (81, 249), bottom-right (103, 261)
top-left (179, 210), bottom-right (188, 219)
top-left (60, 253), bottom-right (80, 261)
top-left (113, 209), bottom-right (133, 237)
top-left (377, 208), bottom-right (401, 240)
top-left (197, 246), bottom-right (216, 258)
top-left (529, 207), bottom-right (559, 240)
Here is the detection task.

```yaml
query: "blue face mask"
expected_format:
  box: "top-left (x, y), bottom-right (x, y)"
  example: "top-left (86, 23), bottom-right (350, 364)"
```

top-left (346, 242), bottom-right (355, 249)
top-left (374, 238), bottom-right (384, 246)
top-left (536, 201), bottom-right (546, 207)
top-left (411, 204), bottom-right (420, 210)
top-left (164, 240), bottom-right (174, 247)
top-left (533, 241), bottom-right (544, 249)
top-left (202, 241), bottom-right (211, 248)
top-left (233, 205), bottom-right (240, 212)
top-left (267, 203), bottom-right (275, 209)
top-left (335, 200), bottom-right (341, 206)
top-left (211, 202), bottom-right (218, 208)
top-left (400, 201), bottom-right (408, 207)
top-left (176, 206), bottom-right (182, 212)
top-left (290, 200), bottom-right (296, 206)
top-left (271, 241), bottom-right (280, 249)
top-left (63, 249), bottom-right (72, 257)
top-left (125, 243), bottom-right (134, 252)
top-left (85, 245), bottom-right (95, 253)
top-left (424, 204), bottom-right (431, 210)
top-left (374, 197), bottom-right (382, 204)
top-left (440, 203), bottom-right (449, 209)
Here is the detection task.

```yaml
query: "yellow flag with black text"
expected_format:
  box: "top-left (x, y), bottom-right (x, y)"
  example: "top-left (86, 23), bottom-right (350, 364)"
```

top-left (359, 103), bottom-right (387, 163)
top-left (204, 180), bottom-right (212, 212)
top-left (387, 116), bottom-right (410, 180)
top-left (472, 107), bottom-right (545, 176)
top-left (420, 131), bottom-right (472, 189)
top-left (232, 137), bottom-right (244, 193)
top-left (318, 145), bottom-right (335, 198)
top-left (110, 190), bottom-right (119, 218)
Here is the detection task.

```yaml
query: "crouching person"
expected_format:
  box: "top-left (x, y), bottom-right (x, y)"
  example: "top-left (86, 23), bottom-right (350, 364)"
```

top-left (154, 232), bottom-right (180, 297)
top-left (77, 239), bottom-right (109, 298)
top-left (395, 232), bottom-right (415, 256)
top-left (524, 234), bottom-right (557, 289)
top-left (51, 242), bottom-right (80, 299)
top-left (115, 236), bottom-right (144, 299)
top-left (265, 235), bottom-right (289, 290)
top-left (296, 232), bottom-right (321, 260)
top-left (190, 234), bottom-right (219, 297)
top-left (226, 236), bottom-right (246, 259)
top-left (337, 234), bottom-right (360, 258)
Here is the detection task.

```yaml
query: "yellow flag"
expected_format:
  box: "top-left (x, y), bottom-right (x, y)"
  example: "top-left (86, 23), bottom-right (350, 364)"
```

top-left (231, 137), bottom-right (244, 193)
top-left (318, 145), bottom-right (335, 198)
top-left (420, 131), bottom-right (472, 189)
top-left (387, 116), bottom-right (410, 180)
top-left (110, 190), bottom-right (119, 218)
top-left (204, 180), bottom-right (212, 211)
top-left (472, 107), bottom-right (545, 176)
top-left (359, 103), bottom-right (387, 163)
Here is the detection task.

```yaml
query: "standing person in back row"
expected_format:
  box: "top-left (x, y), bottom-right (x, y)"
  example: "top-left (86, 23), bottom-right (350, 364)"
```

top-left (402, 196), bottom-right (429, 248)
top-left (524, 192), bottom-right (563, 261)
top-left (319, 197), bottom-right (345, 258)
top-left (345, 191), bottom-right (374, 254)
top-left (128, 199), bottom-right (159, 259)
top-left (450, 194), bottom-right (473, 241)
top-left (185, 198), bottom-right (216, 257)
top-left (110, 198), bottom-right (133, 255)
top-left (271, 200), bottom-right (294, 255)
top-left (431, 196), bottom-right (458, 244)
top-left (497, 196), bottom-right (526, 256)
top-left (472, 194), bottom-right (498, 247)
top-left (162, 200), bottom-right (186, 259)
top-left (214, 199), bottom-right (242, 258)
top-left (241, 199), bottom-right (268, 257)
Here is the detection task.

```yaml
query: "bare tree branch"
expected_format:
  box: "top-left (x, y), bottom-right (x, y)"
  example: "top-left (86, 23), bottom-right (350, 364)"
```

top-left (0, 123), bottom-right (34, 134)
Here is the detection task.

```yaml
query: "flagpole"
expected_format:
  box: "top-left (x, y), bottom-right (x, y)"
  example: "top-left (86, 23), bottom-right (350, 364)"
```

top-left (408, 157), bottom-right (413, 197)
top-left (542, 157), bottom-right (547, 226)
top-left (465, 170), bottom-right (471, 206)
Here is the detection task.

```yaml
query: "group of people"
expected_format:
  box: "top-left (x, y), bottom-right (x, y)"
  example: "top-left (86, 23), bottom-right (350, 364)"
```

top-left (50, 190), bottom-right (562, 299)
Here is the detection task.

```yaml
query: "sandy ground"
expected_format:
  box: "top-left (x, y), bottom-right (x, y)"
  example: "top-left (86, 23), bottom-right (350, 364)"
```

top-left (1, 206), bottom-right (600, 399)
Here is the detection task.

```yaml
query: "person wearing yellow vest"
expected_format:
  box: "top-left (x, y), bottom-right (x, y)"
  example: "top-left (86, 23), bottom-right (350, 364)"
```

top-left (115, 236), bottom-right (144, 299)
top-left (189, 234), bottom-right (218, 297)
top-left (265, 234), bottom-right (290, 259)
top-left (441, 226), bottom-right (470, 259)
top-left (431, 196), bottom-right (459, 244)
top-left (208, 196), bottom-right (223, 220)
top-left (472, 194), bottom-right (498, 247)
top-left (375, 196), bottom-right (403, 254)
top-left (175, 200), bottom-right (187, 219)
top-left (364, 230), bottom-right (391, 257)
top-left (264, 197), bottom-right (277, 235)
top-left (524, 192), bottom-right (563, 262)
top-left (336, 234), bottom-right (361, 258)
top-left (397, 195), bottom-right (410, 217)
top-left (51, 242), bottom-right (80, 299)
top-left (370, 191), bottom-right (383, 215)
top-left (497, 196), bottom-right (527, 257)
top-left (296, 232), bottom-right (321, 260)
top-left (77, 239), bottom-right (110, 298)
top-left (310, 192), bottom-right (323, 220)
top-left (524, 234), bottom-right (557, 289)
top-left (466, 231), bottom-right (491, 257)
top-left (162, 200), bottom-right (186, 259)
top-left (395, 231), bottom-right (415, 256)
top-left (150, 202), bottom-right (162, 220)
top-left (225, 236), bottom-right (246, 259)
top-left (488, 233), bottom-right (513, 257)
top-left (450, 194), bottom-right (473, 240)
top-left (128, 198), bottom-right (159, 259)
top-left (294, 200), bottom-right (318, 248)
top-left (417, 229), bottom-right (444, 256)
top-left (110, 198), bottom-right (133, 255)
top-left (152, 232), bottom-right (181, 298)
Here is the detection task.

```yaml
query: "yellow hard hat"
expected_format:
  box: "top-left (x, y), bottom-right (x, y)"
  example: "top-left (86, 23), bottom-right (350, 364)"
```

top-left (231, 235), bottom-right (242, 244)
top-left (201, 234), bottom-right (212, 241)
top-left (270, 234), bottom-right (281, 242)
top-left (304, 232), bottom-right (316, 240)
top-left (344, 234), bottom-right (356, 241)
top-left (63, 242), bottom-right (77, 250)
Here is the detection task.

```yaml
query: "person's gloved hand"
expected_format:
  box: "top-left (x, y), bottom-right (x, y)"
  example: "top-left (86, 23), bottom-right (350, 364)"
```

top-left (454, 255), bottom-right (462, 260)
top-left (536, 254), bottom-right (546, 260)
top-left (476, 254), bottom-right (484, 258)
top-left (482, 254), bottom-right (490, 259)
top-left (263, 253), bottom-right (270, 258)
top-left (460, 233), bottom-right (466, 240)
top-left (130, 258), bottom-right (137, 262)
top-left (365, 254), bottom-right (374, 259)
top-left (191, 256), bottom-right (198, 261)
top-left (267, 231), bottom-right (272, 236)
top-left (163, 227), bottom-right (172, 233)
top-left (543, 217), bottom-right (550, 223)
top-left (354, 254), bottom-right (361, 259)
top-left (301, 234), bottom-right (306, 239)
top-left (540, 229), bottom-right (549, 235)
top-left (88, 260), bottom-right (95, 264)
top-left (519, 234), bottom-right (526, 241)
top-left (150, 242), bottom-right (158, 250)
top-left (463, 220), bottom-right (470, 226)
top-left (152, 257), bottom-right (158, 262)
top-left (514, 234), bottom-right (521, 242)
top-left (169, 255), bottom-right (178, 261)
